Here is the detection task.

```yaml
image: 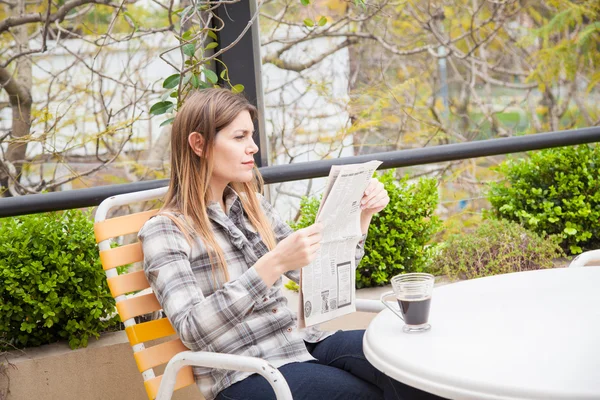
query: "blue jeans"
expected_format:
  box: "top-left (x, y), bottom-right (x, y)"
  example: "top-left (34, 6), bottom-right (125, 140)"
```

top-left (216, 330), bottom-right (446, 400)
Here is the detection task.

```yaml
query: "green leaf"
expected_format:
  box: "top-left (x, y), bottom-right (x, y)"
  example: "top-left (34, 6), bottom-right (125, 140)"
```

top-left (318, 16), bottom-right (327, 26)
top-left (570, 245), bottom-right (583, 254)
top-left (284, 280), bottom-right (299, 292)
top-left (182, 30), bottom-right (193, 41)
top-left (303, 18), bottom-right (314, 27)
top-left (178, 5), bottom-right (192, 18)
top-left (160, 117), bottom-right (175, 127)
top-left (182, 43), bottom-right (195, 57)
top-left (204, 69), bottom-right (218, 84)
top-left (204, 42), bottom-right (218, 50)
top-left (231, 84), bottom-right (244, 94)
top-left (207, 30), bottom-right (218, 41)
top-left (162, 74), bottom-right (181, 89)
top-left (301, 0), bottom-right (310, 5)
top-left (122, 12), bottom-right (139, 30)
top-left (160, 90), bottom-right (173, 101)
top-left (149, 101), bottom-right (174, 115)
top-left (190, 74), bottom-right (200, 88)
top-left (220, 69), bottom-right (227, 79)
top-left (564, 227), bottom-right (577, 236)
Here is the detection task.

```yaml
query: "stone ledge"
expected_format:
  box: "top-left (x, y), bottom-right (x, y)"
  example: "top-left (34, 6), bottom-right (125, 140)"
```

top-left (1, 331), bottom-right (199, 400)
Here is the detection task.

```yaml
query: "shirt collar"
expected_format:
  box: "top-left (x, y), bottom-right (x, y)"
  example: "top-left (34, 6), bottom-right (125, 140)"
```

top-left (207, 186), bottom-right (242, 219)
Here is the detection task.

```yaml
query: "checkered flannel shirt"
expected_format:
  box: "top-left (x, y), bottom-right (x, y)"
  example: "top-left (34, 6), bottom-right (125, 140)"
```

top-left (138, 187), bottom-right (367, 400)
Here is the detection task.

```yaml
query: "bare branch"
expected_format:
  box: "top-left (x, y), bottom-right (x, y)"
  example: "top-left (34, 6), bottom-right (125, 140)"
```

top-left (0, 67), bottom-right (31, 105)
top-left (263, 39), bottom-right (358, 72)
top-left (0, 0), bottom-right (122, 35)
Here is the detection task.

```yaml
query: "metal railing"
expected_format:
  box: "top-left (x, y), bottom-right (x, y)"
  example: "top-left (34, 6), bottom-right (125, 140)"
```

top-left (1, 126), bottom-right (600, 218)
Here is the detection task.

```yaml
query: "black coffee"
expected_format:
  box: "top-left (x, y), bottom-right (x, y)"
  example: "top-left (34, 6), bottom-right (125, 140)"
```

top-left (397, 297), bottom-right (431, 325)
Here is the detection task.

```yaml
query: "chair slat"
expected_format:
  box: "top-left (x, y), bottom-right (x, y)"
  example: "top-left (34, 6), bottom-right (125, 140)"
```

top-left (144, 366), bottom-right (195, 400)
top-left (125, 318), bottom-right (176, 346)
top-left (94, 209), bottom-right (159, 243)
top-left (107, 270), bottom-right (150, 298)
top-left (134, 339), bottom-right (188, 372)
top-left (100, 242), bottom-right (143, 271)
top-left (117, 293), bottom-right (162, 321)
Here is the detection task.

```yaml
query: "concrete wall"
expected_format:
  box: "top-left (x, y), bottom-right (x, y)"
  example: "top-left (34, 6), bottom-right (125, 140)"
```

top-left (1, 331), bottom-right (199, 400)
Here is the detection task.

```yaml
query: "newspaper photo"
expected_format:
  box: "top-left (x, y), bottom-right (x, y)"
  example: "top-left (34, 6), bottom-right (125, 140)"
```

top-left (299, 160), bottom-right (382, 327)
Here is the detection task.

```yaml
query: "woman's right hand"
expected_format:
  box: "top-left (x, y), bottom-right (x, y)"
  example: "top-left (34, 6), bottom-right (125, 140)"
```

top-left (254, 223), bottom-right (323, 287)
top-left (272, 223), bottom-right (323, 272)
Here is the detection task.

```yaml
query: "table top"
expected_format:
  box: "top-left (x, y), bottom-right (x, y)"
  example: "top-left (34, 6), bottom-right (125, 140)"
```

top-left (363, 267), bottom-right (600, 400)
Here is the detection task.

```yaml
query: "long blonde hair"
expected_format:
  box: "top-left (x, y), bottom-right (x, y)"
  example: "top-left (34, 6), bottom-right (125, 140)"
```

top-left (163, 88), bottom-right (277, 284)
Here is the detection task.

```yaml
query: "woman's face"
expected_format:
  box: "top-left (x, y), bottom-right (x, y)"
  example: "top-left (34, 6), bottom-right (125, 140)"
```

top-left (209, 110), bottom-right (258, 188)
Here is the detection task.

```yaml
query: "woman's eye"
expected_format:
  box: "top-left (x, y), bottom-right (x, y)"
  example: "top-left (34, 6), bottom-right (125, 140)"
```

top-left (235, 136), bottom-right (244, 140)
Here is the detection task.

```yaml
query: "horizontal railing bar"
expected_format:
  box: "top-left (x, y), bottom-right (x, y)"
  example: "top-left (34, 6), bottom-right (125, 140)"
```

top-left (263, 126), bottom-right (600, 183)
top-left (1, 126), bottom-right (599, 218)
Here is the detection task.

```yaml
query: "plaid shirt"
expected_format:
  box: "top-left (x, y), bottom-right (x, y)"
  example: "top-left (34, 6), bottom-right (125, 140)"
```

top-left (138, 187), bottom-right (366, 400)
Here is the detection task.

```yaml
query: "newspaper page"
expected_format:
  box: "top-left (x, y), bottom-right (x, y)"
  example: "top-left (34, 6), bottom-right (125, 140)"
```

top-left (299, 160), bottom-right (382, 327)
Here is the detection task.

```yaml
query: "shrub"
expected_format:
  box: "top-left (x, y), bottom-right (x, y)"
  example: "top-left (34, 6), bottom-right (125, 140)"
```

top-left (0, 210), bottom-right (119, 350)
top-left (291, 170), bottom-right (442, 288)
top-left (431, 219), bottom-right (564, 280)
top-left (488, 145), bottom-right (600, 254)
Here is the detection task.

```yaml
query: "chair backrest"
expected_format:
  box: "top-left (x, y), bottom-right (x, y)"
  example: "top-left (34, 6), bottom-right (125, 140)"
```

top-left (568, 249), bottom-right (600, 268)
top-left (94, 187), bottom-right (196, 400)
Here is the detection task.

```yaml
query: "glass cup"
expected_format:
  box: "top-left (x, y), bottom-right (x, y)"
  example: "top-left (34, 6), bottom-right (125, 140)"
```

top-left (380, 273), bottom-right (434, 333)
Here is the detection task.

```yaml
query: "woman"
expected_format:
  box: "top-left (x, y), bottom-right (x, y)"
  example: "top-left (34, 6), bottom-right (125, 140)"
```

top-left (139, 88), bottom-right (443, 400)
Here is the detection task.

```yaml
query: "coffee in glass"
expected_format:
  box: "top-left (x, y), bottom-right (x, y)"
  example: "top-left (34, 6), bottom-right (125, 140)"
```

top-left (380, 273), bottom-right (434, 333)
top-left (398, 296), bottom-right (431, 325)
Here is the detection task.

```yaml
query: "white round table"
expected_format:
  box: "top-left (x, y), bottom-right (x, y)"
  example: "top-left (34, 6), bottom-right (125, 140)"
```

top-left (363, 267), bottom-right (600, 400)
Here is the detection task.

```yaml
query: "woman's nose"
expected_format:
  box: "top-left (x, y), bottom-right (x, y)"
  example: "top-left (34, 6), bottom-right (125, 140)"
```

top-left (247, 137), bottom-right (259, 154)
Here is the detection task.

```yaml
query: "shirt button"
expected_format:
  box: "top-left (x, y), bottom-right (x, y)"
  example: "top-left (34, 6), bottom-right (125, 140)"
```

top-left (263, 297), bottom-right (268, 303)
top-left (286, 327), bottom-right (293, 332)
top-left (272, 308), bottom-right (277, 313)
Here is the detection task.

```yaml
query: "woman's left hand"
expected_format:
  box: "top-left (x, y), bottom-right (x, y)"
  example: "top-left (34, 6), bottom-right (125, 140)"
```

top-left (360, 178), bottom-right (390, 216)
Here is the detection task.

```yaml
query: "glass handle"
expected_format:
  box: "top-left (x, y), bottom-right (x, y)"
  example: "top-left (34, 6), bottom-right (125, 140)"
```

top-left (380, 290), bottom-right (404, 321)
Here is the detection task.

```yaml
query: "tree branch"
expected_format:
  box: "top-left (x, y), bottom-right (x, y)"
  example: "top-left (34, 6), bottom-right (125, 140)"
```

top-left (0, 67), bottom-right (31, 105)
top-left (0, 0), bottom-right (122, 35)
top-left (263, 39), bottom-right (358, 72)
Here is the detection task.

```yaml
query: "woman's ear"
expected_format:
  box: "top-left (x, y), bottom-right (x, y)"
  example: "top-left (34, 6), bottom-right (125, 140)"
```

top-left (188, 132), bottom-right (204, 157)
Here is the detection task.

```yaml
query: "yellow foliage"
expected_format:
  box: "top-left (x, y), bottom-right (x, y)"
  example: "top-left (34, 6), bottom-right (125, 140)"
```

top-left (322, 0), bottom-right (347, 16)
top-left (31, 107), bottom-right (53, 124)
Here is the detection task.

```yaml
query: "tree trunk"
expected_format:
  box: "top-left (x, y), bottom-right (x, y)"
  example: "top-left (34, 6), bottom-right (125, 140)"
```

top-left (0, 0), bottom-right (33, 197)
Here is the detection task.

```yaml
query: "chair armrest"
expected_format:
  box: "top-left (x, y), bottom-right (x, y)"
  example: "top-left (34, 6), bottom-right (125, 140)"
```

top-left (355, 298), bottom-right (385, 313)
top-left (568, 250), bottom-right (600, 268)
top-left (156, 351), bottom-right (292, 400)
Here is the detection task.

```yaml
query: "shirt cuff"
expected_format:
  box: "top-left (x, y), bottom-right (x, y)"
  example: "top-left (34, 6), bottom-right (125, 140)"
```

top-left (358, 233), bottom-right (368, 246)
top-left (238, 265), bottom-right (269, 303)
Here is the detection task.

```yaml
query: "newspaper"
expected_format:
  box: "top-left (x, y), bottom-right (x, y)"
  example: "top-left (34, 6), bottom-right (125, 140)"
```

top-left (298, 160), bottom-right (382, 327)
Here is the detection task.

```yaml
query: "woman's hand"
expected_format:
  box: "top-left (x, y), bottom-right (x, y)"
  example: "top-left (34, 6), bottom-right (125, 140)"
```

top-left (360, 178), bottom-right (390, 233)
top-left (255, 223), bottom-right (323, 287)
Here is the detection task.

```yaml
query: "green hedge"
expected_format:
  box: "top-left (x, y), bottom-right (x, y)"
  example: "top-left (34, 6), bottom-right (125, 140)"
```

top-left (291, 170), bottom-right (441, 288)
top-left (488, 145), bottom-right (600, 254)
top-left (0, 210), bottom-right (119, 350)
top-left (431, 219), bottom-right (564, 280)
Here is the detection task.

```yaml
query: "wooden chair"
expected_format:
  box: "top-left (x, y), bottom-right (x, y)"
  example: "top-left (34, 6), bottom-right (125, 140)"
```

top-left (93, 187), bottom-right (292, 400)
